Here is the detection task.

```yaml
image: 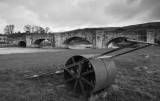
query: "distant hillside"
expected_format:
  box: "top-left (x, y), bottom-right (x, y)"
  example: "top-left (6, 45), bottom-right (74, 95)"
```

top-left (58, 27), bottom-right (119, 34)
top-left (55, 21), bottom-right (160, 34)
top-left (123, 22), bottom-right (160, 29)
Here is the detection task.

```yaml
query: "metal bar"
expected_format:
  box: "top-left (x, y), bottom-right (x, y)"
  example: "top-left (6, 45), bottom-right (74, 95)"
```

top-left (79, 79), bottom-right (86, 96)
top-left (89, 39), bottom-right (157, 59)
top-left (110, 44), bottom-right (151, 59)
top-left (89, 42), bottom-right (137, 59)
top-left (81, 77), bottom-right (94, 88)
top-left (127, 39), bottom-right (158, 45)
top-left (88, 48), bottom-right (123, 59)
top-left (73, 80), bottom-right (78, 92)
top-left (81, 69), bottom-right (94, 76)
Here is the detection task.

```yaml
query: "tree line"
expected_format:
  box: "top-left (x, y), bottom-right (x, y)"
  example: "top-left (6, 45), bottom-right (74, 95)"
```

top-left (4, 24), bottom-right (50, 35)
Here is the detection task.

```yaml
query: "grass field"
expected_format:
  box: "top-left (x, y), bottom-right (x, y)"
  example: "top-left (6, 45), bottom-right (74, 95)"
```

top-left (0, 46), bottom-right (160, 101)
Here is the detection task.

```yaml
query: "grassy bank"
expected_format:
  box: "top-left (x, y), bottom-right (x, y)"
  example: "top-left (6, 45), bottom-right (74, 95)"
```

top-left (0, 46), bottom-right (160, 101)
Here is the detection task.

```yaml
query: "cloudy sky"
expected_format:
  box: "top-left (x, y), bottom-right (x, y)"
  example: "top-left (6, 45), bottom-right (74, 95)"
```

top-left (0, 0), bottom-right (160, 33)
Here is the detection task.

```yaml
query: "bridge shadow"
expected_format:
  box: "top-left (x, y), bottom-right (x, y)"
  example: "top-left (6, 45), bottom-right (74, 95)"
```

top-left (32, 39), bottom-right (52, 48)
top-left (63, 37), bottom-right (93, 49)
top-left (106, 37), bottom-right (137, 48)
top-left (18, 41), bottom-right (26, 47)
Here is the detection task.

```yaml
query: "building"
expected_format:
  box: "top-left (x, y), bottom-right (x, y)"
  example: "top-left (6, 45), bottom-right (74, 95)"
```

top-left (0, 34), bottom-right (8, 47)
top-left (0, 34), bottom-right (7, 43)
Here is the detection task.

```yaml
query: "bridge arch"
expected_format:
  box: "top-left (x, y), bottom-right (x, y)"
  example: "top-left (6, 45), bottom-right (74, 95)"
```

top-left (18, 41), bottom-right (26, 47)
top-left (33, 39), bottom-right (45, 45)
top-left (63, 37), bottom-right (92, 45)
top-left (33, 38), bottom-right (52, 47)
top-left (105, 37), bottom-right (128, 48)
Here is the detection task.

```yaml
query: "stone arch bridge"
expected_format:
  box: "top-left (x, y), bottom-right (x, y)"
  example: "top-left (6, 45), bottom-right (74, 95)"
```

top-left (8, 27), bottom-right (159, 48)
top-left (8, 33), bottom-right (54, 47)
top-left (48, 28), bottom-right (158, 48)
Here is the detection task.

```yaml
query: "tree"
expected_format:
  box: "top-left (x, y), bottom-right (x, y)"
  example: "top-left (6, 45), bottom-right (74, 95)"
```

top-left (44, 27), bottom-right (50, 33)
top-left (31, 25), bottom-right (35, 33)
top-left (24, 24), bottom-right (32, 33)
top-left (38, 26), bottom-right (45, 33)
top-left (32, 26), bottom-right (45, 33)
top-left (24, 25), bottom-right (50, 34)
top-left (4, 25), bottom-right (14, 34)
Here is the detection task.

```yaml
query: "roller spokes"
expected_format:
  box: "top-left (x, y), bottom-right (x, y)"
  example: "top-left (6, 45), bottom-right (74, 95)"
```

top-left (64, 56), bottom-right (95, 96)
top-left (81, 77), bottom-right (94, 88)
top-left (81, 69), bottom-right (94, 76)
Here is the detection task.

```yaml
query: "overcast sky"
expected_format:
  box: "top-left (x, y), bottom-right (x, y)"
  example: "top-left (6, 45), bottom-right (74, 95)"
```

top-left (0, 0), bottom-right (160, 33)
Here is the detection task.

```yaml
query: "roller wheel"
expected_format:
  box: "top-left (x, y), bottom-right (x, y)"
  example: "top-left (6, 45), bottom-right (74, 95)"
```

top-left (64, 56), bottom-right (95, 96)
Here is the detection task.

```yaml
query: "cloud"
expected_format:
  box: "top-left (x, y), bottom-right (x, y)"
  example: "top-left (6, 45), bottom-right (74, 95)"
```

top-left (104, 0), bottom-right (160, 25)
top-left (0, 0), bottom-right (160, 33)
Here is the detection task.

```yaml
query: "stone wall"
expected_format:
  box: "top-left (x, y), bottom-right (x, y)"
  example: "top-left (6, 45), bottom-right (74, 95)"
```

top-left (54, 28), bottom-right (159, 49)
top-left (25, 34), bottom-right (54, 47)
top-left (54, 30), bottom-right (96, 48)
top-left (95, 29), bottom-right (147, 48)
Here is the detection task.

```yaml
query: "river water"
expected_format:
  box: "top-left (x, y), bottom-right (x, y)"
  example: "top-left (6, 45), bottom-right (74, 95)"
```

top-left (0, 47), bottom-right (62, 54)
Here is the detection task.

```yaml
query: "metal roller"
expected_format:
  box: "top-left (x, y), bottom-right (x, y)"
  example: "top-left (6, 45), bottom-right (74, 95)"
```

top-left (64, 55), bottom-right (117, 96)
top-left (64, 39), bottom-right (158, 96)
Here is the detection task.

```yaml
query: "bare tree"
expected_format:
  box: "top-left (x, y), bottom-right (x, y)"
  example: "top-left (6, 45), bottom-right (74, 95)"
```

top-left (38, 26), bottom-right (45, 33)
top-left (31, 25), bottom-right (35, 33)
top-left (24, 25), bottom-right (49, 34)
top-left (32, 26), bottom-right (45, 33)
top-left (4, 25), bottom-right (14, 34)
top-left (44, 27), bottom-right (50, 33)
top-left (24, 24), bottom-right (32, 33)
top-left (34, 26), bottom-right (39, 33)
